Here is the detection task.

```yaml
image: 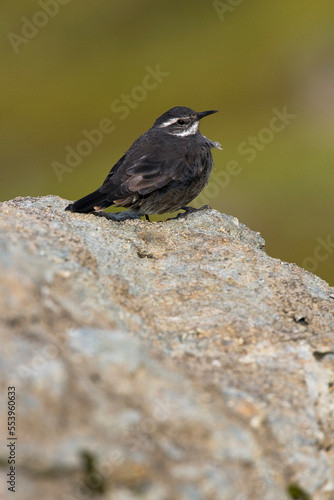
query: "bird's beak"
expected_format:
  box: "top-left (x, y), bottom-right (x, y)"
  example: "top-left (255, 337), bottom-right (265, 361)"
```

top-left (197, 110), bottom-right (218, 120)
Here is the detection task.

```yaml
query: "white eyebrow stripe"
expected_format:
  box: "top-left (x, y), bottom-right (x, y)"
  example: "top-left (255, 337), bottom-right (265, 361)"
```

top-left (170, 121), bottom-right (199, 136)
top-left (159, 117), bottom-right (181, 128)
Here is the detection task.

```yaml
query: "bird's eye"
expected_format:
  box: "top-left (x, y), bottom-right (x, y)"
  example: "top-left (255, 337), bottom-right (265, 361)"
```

top-left (177, 119), bottom-right (186, 125)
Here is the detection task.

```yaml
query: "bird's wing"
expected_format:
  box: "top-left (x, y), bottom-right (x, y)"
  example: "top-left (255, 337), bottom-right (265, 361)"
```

top-left (100, 140), bottom-right (189, 200)
top-left (125, 156), bottom-right (184, 195)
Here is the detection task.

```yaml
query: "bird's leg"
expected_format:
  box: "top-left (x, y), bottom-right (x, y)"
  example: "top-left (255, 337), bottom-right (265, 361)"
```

top-left (145, 214), bottom-right (151, 222)
top-left (170, 205), bottom-right (211, 221)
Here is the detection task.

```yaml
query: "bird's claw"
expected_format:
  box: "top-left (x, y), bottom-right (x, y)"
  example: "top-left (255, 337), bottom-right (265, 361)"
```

top-left (166, 205), bottom-right (211, 221)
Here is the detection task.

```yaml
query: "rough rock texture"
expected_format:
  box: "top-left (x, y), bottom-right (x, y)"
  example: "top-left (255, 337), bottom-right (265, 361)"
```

top-left (0, 195), bottom-right (334, 500)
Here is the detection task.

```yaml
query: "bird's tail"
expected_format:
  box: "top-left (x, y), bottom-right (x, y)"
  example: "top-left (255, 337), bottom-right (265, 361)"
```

top-left (65, 189), bottom-right (112, 213)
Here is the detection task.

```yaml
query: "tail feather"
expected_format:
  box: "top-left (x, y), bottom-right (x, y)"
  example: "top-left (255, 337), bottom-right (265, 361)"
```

top-left (65, 189), bottom-right (112, 213)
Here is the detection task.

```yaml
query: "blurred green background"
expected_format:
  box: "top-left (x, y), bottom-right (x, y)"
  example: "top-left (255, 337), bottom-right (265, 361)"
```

top-left (1, 1), bottom-right (334, 284)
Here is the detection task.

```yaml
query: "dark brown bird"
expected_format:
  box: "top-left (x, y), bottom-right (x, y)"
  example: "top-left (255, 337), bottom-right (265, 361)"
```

top-left (65, 106), bottom-right (221, 220)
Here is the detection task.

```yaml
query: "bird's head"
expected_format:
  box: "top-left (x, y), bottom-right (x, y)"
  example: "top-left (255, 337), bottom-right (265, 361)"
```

top-left (153, 106), bottom-right (218, 137)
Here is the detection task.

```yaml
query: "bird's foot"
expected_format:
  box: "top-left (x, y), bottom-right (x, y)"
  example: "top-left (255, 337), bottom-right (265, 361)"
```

top-left (167, 205), bottom-right (211, 221)
top-left (182, 205), bottom-right (211, 214)
top-left (94, 210), bottom-right (141, 221)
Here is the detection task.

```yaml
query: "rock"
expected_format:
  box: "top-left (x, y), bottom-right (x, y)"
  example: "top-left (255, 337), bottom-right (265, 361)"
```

top-left (0, 195), bottom-right (333, 500)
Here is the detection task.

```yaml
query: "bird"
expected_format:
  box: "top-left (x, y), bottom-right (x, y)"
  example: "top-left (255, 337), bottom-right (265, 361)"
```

top-left (65, 106), bottom-right (221, 220)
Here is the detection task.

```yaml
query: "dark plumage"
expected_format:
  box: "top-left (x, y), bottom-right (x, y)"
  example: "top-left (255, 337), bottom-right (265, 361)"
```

top-left (65, 106), bottom-right (221, 218)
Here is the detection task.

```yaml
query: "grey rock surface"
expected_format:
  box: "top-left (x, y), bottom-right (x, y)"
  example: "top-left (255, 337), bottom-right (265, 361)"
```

top-left (0, 195), bottom-right (333, 500)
